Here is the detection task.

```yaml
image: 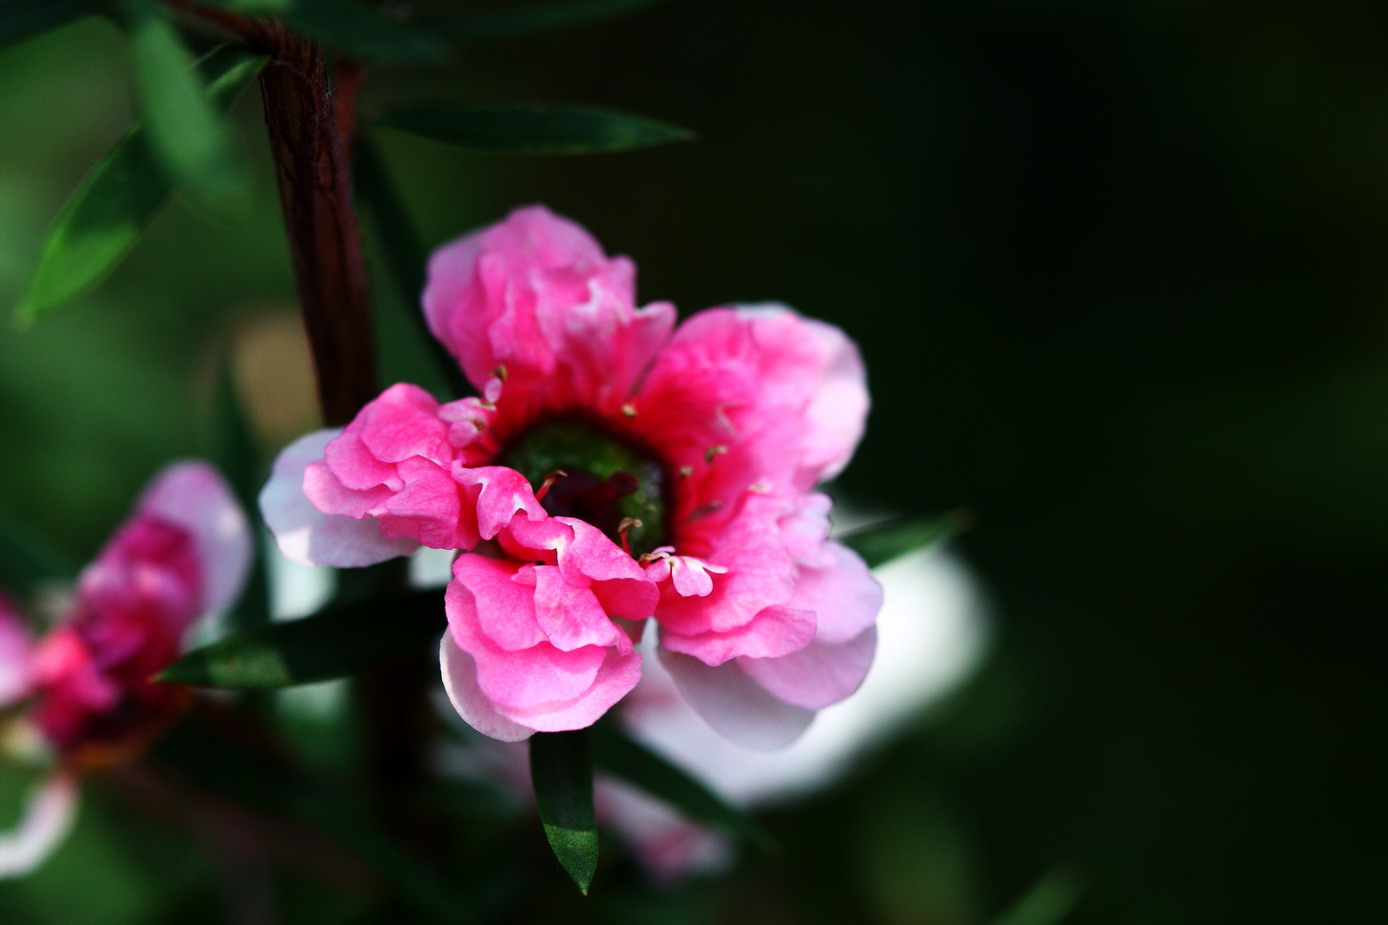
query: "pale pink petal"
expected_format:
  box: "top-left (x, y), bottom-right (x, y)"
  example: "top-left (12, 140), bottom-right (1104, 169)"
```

top-left (659, 650), bottom-right (814, 750)
top-left (439, 633), bottom-right (533, 743)
top-left (0, 595), bottom-right (34, 708)
top-left (796, 316), bottom-right (869, 484)
top-left (136, 460), bottom-right (252, 613)
top-left (260, 430), bottom-right (418, 567)
top-left (0, 771), bottom-right (78, 878)
top-left (789, 542), bottom-right (883, 645)
top-left (738, 626), bottom-right (877, 710)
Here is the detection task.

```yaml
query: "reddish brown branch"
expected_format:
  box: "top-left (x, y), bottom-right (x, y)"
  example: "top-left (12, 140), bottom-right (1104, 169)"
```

top-left (258, 34), bottom-right (378, 427)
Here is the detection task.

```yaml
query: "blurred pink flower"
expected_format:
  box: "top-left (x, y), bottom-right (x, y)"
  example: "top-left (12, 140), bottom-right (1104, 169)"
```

top-left (1, 462), bottom-right (251, 876)
top-left (263, 206), bottom-right (879, 746)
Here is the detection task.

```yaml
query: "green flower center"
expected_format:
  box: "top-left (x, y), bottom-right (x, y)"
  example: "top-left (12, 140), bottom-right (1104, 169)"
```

top-left (499, 418), bottom-right (667, 557)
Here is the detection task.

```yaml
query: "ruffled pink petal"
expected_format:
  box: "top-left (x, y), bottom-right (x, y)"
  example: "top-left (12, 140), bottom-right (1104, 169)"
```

top-left (135, 461), bottom-right (252, 614)
top-left (659, 605), bottom-right (816, 665)
top-left (261, 430), bottom-right (419, 567)
top-left (452, 466), bottom-right (547, 542)
top-left (451, 556), bottom-right (545, 652)
top-left (738, 626), bottom-right (877, 710)
top-left (658, 650), bottom-right (814, 750)
top-left (532, 565), bottom-right (629, 652)
top-left (423, 205), bottom-right (675, 414)
top-left (0, 594), bottom-right (34, 708)
top-left (636, 305), bottom-right (868, 499)
top-left (653, 497), bottom-right (797, 640)
top-left (439, 633), bottom-right (533, 743)
top-left (0, 770), bottom-right (78, 878)
top-left (445, 556), bottom-right (644, 735)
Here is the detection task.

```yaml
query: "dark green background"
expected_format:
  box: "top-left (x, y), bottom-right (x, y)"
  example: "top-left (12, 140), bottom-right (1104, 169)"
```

top-left (1, 2), bottom-right (1384, 922)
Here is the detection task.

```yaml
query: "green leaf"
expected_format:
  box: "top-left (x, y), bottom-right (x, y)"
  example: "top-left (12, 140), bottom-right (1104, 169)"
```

top-left (0, 510), bottom-right (75, 595)
top-left (353, 137), bottom-right (470, 397)
top-left (122, 0), bottom-right (251, 215)
top-left (376, 104), bottom-right (693, 156)
top-left (0, 0), bottom-right (104, 51)
top-left (15, 46), bottom-right (262, 325)
top-left (211, 359), bottom-right (271, 633)
top-left (988, 869), bottom-right (1083, 925)
top-left (838, 511), bottom-right (968, 569)
top-left (426, 0), bottom-right (670, 43)
top-left (159, 589), bottom-right (443, 688)
top-left (530, 731), bottom-right (599, 894)
top-left (200, 0), bottom-right (440, 62)
top-left (591, 723), bottom-right (772, 850)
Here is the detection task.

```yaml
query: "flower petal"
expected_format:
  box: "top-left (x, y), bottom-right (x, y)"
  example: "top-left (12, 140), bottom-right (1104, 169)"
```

top-left (0, 771), bottom-right (78, 878)
top-left (260, 429), bottom-right (418, 567)
top-left (738, 626), bottom-right (877, 710)
top-left (439, 633), bottom-right (533, 743)
top-left (136, 460), bottom-right (252, 613)
top-left (423, 205), bottom-right (674, 414)
top-left (658, 649), bottom-right (814, 750)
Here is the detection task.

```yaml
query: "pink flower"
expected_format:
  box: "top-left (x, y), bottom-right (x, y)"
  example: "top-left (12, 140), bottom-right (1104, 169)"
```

top-left (1, 462), bottom-right (250, 877)
top-left (263, 206), bottom-right (880, 747)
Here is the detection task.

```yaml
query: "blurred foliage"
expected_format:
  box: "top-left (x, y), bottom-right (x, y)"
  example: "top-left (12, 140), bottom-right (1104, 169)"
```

top-left (2, 1), bottom-right (1386, 923)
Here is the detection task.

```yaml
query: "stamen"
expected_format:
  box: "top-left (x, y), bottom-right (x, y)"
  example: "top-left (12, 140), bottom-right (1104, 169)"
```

top-left (491, 364), bottom-right (508, 382)
top-left (621, 403), bottom-right (637, 417)
top-left (704, 445), bottom-right (728, 464)
top-left (617, 518), bottom-right (643, 556)
top-left (678, 465), bottom-right (693, 479)
top-left (535, 470), bottom-right (568, 502)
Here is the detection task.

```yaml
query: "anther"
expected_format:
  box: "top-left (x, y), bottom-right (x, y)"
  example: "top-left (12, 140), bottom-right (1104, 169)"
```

top-left (678, 465), bottom-right (693, 479)
top-left (491, 364), bottom-right (508, 382)
top-left (704, 445), bottom-right (728, 464)
top-left (621, 403), bottom-right (637, 417)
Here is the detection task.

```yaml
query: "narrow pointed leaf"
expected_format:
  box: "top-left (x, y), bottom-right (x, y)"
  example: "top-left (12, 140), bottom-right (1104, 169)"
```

top-left (160, 589), bottom-right (443, 688)
top-left (354, 137), bottom-right (470, 397)
top-left (530, 731), bottom-right (598, 893)
top-left (123, 0), bottom-right (250, 215)
top-left (839, 511), bottom-right (967, 569)
top-left (988, 869), bottom-right (1083, 925)
top-left (591, 723), bottom-right (772, 850)
top-left (211, 359), bottom-right (271, 632)
top-left (0, 0), bottom-right (104, 51)
top-left (15, 46), bottom-right (262, 325)
top-left (428, 0), bottom-right (670, 43)
top-left (376, 104), bottom-right (693, 156)
top-left (200, 0), bottom-right (440, 62)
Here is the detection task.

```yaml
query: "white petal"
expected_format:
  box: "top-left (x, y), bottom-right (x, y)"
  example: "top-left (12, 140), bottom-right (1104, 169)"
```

top-left (259, 430), bottom-right (417, 568)
top-left (439, 633), bottom-right (534, 743)
top-left (0, 771), bottom-right (78, 878)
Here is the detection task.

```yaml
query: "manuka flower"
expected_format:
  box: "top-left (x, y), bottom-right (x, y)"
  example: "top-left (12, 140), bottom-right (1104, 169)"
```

top-left (262, 206), bottom-right (880, 748)
top-left (1, 462), bottom-right (250, 876)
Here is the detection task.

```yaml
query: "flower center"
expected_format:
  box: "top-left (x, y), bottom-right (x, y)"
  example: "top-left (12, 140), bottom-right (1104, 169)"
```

top-left (499, 419), bottom-right (667, 556)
